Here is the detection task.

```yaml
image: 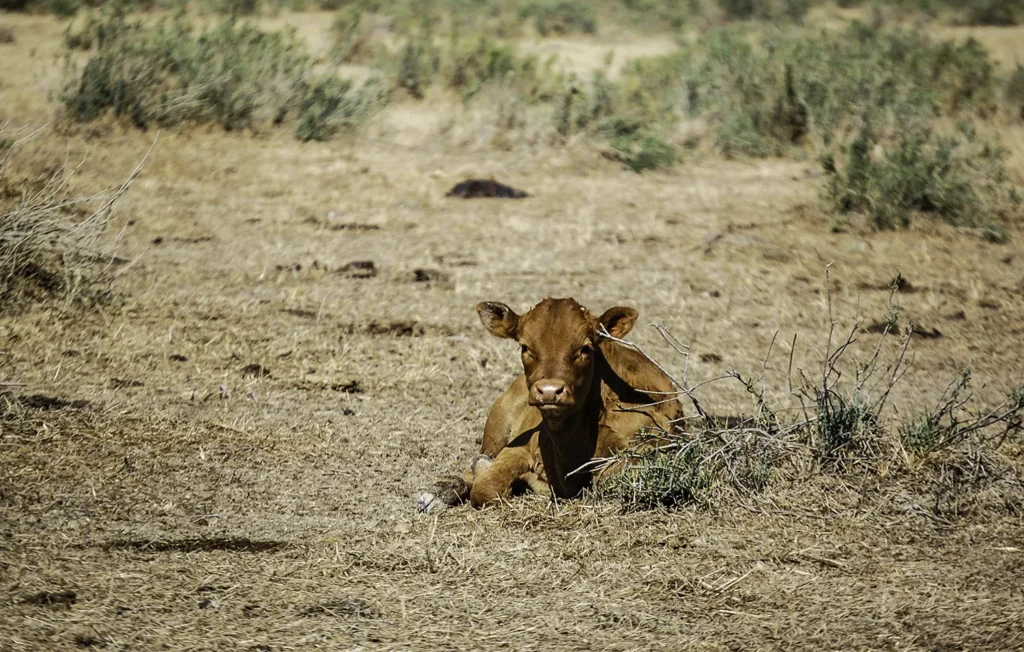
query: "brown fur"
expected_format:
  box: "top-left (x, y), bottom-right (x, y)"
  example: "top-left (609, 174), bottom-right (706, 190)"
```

top-left (461, 298), bottom-right (682, 508)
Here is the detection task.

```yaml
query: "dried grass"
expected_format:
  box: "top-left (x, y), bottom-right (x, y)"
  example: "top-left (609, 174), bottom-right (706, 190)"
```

top-left (0, 124), bottom-right (150, 311)
top-left (600, 270), bottom-right (1024, 517)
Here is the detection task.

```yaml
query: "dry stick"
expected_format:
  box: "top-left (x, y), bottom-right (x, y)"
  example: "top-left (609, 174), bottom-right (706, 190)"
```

top-left (599, 324), bottom-right (709, 422)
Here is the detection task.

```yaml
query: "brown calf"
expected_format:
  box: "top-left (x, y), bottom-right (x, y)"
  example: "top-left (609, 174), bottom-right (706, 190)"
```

top-left (417, 298), bottom-right (682, 512)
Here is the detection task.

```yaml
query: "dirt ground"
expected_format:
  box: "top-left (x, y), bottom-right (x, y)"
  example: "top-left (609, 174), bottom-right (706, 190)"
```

top-left (2, 11), bottom-right (1024, 651)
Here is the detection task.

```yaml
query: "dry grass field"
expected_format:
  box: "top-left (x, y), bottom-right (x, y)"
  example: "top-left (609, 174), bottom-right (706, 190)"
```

top-left (2, 5), bottom-right (1024, 650)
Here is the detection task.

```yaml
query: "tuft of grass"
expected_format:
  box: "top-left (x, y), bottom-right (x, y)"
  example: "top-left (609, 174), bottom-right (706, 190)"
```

top-left (814, 392), bottom-right (879, 462)
top-left (0, 126), bottom-right (142, 312)
top-left (980, 224), bottom-right (1010, 244)
top-left (604, 436), bottom-right (714, 511)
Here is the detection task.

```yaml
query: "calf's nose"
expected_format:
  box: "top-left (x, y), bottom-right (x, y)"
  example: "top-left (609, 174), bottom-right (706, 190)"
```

top-left (534, 380), bottom-right (566, 404)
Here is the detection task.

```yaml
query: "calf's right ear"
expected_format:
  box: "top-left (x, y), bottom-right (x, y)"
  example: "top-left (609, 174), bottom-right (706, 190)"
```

top-left (476, 302), bottom-right (520, 339)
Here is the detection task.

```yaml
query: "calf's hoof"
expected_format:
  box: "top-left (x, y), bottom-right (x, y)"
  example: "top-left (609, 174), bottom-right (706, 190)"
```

top-left (416, 492), bottom-right (444, 514)
top-left (416, 475), bottom-right (470, 514)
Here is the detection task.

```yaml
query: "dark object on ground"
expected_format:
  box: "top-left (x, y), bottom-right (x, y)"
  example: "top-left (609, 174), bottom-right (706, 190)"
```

top-left (20, 590), bottom-right (76, 608)
top-left (20, 394), bottom-right (91, 410)
top-left (446, 179), bottom-right (528, 199)
top-left (336, 260), bottom-right (377, 279)
top-left (241, 363), bottom-right (271, 378)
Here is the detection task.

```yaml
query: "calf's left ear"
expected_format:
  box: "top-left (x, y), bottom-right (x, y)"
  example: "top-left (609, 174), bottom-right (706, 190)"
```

top-left (596, 306), bottom-right (638, 339)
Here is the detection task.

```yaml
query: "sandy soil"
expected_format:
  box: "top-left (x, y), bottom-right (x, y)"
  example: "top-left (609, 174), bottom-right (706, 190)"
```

top-left (1, 10), bottom-right (1024, 651)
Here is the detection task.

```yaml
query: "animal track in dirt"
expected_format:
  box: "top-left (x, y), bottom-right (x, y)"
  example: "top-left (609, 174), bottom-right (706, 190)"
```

top-left (152, 236), bottom-right (214, 245)
top-left (101, 537), bottom-right (289, 554)
top-left (20, 394), bottom-right (91, 410)
top-left (699, 353), bottom-right (723, 363)
top-left (434, 253), bottom-right (478, 267)
top-left (273, 260), bottom-right (378, 279)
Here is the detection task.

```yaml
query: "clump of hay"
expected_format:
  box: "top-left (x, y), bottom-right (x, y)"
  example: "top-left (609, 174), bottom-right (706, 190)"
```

top-left (0, 124), bottom-right (149, 312)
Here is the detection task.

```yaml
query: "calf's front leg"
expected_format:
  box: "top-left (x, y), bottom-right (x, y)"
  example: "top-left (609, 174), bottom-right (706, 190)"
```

top-left (469, 445), bottom-right (539, 508)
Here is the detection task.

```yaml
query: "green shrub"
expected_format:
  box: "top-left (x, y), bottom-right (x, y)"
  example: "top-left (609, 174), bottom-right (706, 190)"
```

top-left (396, 39), bottom-right (436, 99)
top-left (719, 0), bottom-right (812, 23)
top-left (331, 6), bottom-right (375, 63)
top-left (62, 8), bottom-right (382, 139)
top-left (964, 0), bottom-right (1024, 25)
top-left (1007, 65), bottom-right (1024, 120)
top-left (295, 75), bottom-right (389, 141)
top-left (49, 0), bottom-right (84, 17)
top-left (815, 391), bottom-right (879, 461)
top-left (604, 440), bottom-right (714, 510)
top-left (823, 121), bottom-right (1010, 229)
top-left (518, 0), bottom-right (597, 36)
top-left (447, 36), bottom-right (554, 102)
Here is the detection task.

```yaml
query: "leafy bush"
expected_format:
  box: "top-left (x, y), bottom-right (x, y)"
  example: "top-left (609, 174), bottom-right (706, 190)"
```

top-left (331, 6), bottom-right (376, 63)
top-left (389, 28), bottom-right (558, 103)
top-left (518, 0), bottom-right (597, 36)
top-left (963, 0), bottom-right (1024, 25)
top-left (823, 121), bottom-right (1011, 229)
top-left (1007, 65), bottom-right (1024, 121)
top-left (62, 8), bottom-right (384, 138)
top-left (447, 36), bottom-right (554, 102)
top-left (600, 119), bottom-right (677, 172)
top-left (719, 0), bottom-right (812, 23)
top-left (295, 75), bottom-right (389, 141)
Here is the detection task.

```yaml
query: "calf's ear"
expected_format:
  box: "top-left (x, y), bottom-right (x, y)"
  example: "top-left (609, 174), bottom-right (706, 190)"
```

top-left (476, 302), bottom-right (520, 339)
top-left (597, 306), bottom-right (638, 339)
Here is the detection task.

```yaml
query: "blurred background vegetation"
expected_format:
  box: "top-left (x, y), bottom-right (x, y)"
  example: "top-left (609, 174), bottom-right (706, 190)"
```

top-left (2, 0), bottom-right (1023, 235)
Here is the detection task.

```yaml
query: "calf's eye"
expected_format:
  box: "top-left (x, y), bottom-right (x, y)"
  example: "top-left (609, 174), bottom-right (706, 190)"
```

top-left (575, 345), bottom-right (593, 359)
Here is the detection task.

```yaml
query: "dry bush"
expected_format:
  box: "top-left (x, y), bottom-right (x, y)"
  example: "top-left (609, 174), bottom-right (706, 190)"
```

top-left (601, 272), bottom-right (1024, 518)
top-left (0, 124), bottom-right (146, 312)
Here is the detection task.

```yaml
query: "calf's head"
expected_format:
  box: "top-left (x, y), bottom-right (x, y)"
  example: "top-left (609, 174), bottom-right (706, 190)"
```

top-left (476, 298), bottom-right (638, 418)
